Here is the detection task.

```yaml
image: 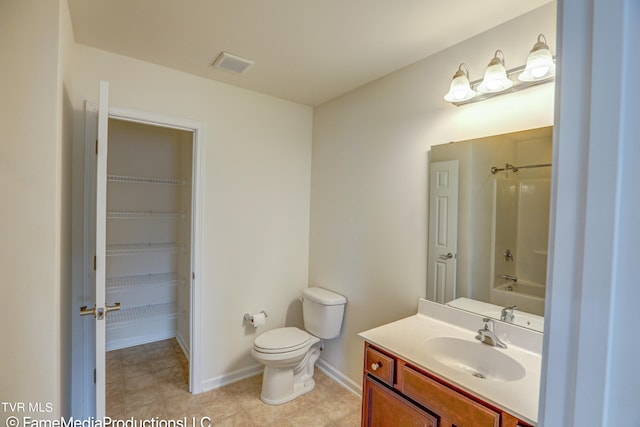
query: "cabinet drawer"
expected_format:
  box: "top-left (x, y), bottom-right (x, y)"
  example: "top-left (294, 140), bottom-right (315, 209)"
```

top-left (400, 364), bottom-right (500, 427)
top-left (364, 377), bottom-right (438, 427)
top-left (365, 346), bottom-right (395, 386)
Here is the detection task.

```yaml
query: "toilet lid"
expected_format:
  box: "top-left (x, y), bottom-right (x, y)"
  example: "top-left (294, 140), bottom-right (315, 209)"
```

top-left (254, 327), bottom-right (311, 354)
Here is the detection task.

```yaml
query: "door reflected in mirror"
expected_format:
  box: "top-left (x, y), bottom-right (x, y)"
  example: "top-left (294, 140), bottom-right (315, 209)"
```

top-left (427, 127), bottom-right (552, 332)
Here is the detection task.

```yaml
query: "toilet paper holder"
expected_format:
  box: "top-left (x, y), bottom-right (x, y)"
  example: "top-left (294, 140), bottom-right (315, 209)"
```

top-left (244, 310), bottom-right (268, 324)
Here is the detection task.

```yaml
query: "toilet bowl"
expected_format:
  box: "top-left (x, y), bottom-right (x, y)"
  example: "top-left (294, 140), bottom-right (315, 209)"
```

top-left (251, 287), bottom-right (347, 405)
top-left (251, 327), bottom-right (322, 404)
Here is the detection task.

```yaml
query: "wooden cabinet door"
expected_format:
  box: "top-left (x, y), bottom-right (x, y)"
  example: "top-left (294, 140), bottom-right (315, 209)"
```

top-left (363, 378), bottom-right (437, 427)
top-left (399, 364), bottom-right (499, 427)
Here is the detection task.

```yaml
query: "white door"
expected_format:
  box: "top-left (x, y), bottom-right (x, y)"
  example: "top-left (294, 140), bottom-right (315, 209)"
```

top-left (78, 83), bottom-right (205, 413)
top-left (79, 81), bottom-right (120, 418)
top-left (94, 80), bottom-right (109, 418)
top-left (427, 160), bottom-right (459, 303)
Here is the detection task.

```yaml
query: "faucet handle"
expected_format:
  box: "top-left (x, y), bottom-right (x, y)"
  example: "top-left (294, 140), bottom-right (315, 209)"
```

top-left (481, 317), bottom-right (494, 331)
top-left (500, 305), bottom-right (518, 322)
top-left (477, 318), bottom-right (508, 349)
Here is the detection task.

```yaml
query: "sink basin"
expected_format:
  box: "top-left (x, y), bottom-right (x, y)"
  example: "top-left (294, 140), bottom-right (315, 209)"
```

top-left (423, 337), bottom-right (526, 382)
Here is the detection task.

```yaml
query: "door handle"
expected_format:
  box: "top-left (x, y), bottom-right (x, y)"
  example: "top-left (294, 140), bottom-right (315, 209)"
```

top-left (80, 302), bottom-right (120, 320)
top-left (439, 252), bottom-right (454, 260)
top-left (80, 305), bottom-right (97, 317)
top-left (105, 302), bottom-right (121, 314)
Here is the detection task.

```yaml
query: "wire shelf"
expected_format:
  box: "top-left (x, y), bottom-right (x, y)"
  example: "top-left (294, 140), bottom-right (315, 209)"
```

top-left (105, 243), bottom-right (183, 256)
top-left (106, 272), bottom-right (181, 292)
top-left (107, 175), bottom-right (185, 186)
top-left (106, 302), bottom-right (177, 328)
top-left (107, 211), bottom-right (185, 220)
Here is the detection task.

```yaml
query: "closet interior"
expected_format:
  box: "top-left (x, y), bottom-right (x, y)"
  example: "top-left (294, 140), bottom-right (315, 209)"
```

top-left (104, 118), bottom-right (193, 359)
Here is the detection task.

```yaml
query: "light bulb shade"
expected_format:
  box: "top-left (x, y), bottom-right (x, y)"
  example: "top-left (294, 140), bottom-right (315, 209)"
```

top-left (477, 51), bottom-right (513, 93)
top-left (519, 35), bottom-right (555, 81)
top-left (444, 65), bottom-right (476, 102)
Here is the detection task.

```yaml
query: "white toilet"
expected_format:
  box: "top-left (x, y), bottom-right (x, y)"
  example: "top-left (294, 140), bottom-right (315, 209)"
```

top-left (251, 287), bottom-right (347, 405)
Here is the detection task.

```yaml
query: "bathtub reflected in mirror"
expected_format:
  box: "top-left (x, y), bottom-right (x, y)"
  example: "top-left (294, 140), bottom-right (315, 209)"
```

top-left (427, 127), bottom-right (552, 331)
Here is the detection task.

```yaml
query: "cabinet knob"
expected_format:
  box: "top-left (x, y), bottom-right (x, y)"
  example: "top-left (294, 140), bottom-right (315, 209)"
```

top-left (370, 362), bottom-right (382, 371)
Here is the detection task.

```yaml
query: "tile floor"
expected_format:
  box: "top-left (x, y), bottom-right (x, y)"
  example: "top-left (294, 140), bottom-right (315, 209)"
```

top-left (106, 339), bottom-right (362, 426)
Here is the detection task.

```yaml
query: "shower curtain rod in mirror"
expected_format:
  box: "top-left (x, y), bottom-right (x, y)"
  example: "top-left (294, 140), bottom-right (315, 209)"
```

top-left (490, 162), bottom-right (552, 174)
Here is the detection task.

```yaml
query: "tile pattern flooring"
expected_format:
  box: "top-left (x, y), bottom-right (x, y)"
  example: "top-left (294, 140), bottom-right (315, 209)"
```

top-left (106, 339), bottom-right (362, 426)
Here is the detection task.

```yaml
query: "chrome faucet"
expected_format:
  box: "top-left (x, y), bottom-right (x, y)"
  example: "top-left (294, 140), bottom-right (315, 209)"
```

top-left (498, 274), bottom-right (518, 282)
top-left (476, 318), bottom-right (507, 349)
top-left (500, 305), bottom-right (518, 323)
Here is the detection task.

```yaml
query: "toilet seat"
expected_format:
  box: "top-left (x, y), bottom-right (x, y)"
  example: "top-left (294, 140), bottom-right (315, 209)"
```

top-left (253, 327), bottom-right (312, 354)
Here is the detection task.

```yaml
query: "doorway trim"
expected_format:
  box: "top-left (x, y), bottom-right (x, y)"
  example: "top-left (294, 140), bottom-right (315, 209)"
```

top-left (107, 106), bottom-right (205, 394)
top-left (75, 103), bottom-right (206, 406)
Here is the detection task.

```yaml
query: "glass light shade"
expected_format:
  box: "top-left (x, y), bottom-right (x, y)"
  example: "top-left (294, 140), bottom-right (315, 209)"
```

top-left (477, 54), bottom-right (513, 93)
top-left (518, 36), bottom-right (555, 81)
top-left (444, 68), bottom-right (476, 102)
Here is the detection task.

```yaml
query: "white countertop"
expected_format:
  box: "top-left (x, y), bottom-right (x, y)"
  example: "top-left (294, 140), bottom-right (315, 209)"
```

top-left (358, 299), bottom-right (542, 425)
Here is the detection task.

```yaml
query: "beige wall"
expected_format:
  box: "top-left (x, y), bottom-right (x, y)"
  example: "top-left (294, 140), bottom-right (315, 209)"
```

top-left (71, 44), bottom-right (313, 387)
top-left (0, 0), bottom-right (74, 419)
top-left (310, 3), bottom-right (556, 389)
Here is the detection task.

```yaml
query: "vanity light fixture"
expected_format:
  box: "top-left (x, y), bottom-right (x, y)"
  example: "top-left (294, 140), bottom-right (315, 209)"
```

top-left (518, 34), bottom-right (556, 81)
top-left (444, 33), bottom-right (555, 106)
top-left (477, 50), bottom-right (513, 93)
top-left (443, 63), bottom-right (477, 102)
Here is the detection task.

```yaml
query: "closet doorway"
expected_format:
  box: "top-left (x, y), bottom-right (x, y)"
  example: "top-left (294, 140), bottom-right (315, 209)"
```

top-left (103, 119), bottom-right (193, 417)
top-left (81, 82), bottom-right (204, 418)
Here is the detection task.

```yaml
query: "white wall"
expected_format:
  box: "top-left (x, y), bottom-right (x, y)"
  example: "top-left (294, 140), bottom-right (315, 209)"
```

top-left (71, 44), bottom-right (313, 389)
top-left (310, 3), bottom-right (556, 389)
top-left (0, 0), bottom-right (74, 419)
top-left (540, 0), bottom-right (640, 423)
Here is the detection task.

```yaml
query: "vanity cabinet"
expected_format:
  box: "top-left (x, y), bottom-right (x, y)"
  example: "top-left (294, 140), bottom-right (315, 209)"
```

top-left (364, 378), bottom-right (437, 427)
top-left (362, 343), bottom-right (533, 427)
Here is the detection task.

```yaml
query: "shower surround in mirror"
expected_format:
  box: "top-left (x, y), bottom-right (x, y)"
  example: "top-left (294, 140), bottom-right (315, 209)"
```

top-left (428, 127), bottom-right (552, 325)
top-left (491, 167), bottom-right (550, 315)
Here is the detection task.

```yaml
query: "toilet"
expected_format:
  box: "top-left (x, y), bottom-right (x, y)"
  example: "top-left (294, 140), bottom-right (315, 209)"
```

top-left (251, 287), bottom-right (347, 405)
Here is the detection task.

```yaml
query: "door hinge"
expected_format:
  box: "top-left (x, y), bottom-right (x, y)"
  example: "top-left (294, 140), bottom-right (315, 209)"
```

top-left (192, 272), bottom-right (195, 280)
top-left (93, 368), bottom-right (96, 384)
top-left (93, 256), bottom-right (96, 271)
top-left (95, 139), bottom-right (98, 155)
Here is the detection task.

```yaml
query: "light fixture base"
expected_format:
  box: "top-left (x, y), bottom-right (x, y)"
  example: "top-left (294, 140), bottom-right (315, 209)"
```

top-left (450, 59), bottom-right (555, 106)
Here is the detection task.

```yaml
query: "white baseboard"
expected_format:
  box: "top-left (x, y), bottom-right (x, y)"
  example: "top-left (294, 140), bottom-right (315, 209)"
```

top-left (316, 358), bottom-right (362, 397)
top-left (200, 364), bottom-right (264, 393)
top-left (105, 332), bottom-right (176, 351)
top-left (175, 332), bottom-right (190, 359)
top-left (197, 358), bottom-right (362, 398)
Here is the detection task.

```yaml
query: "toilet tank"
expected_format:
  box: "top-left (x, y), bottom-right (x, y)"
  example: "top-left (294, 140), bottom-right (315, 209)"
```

top-left (301, 287), bottom-right (347, 339)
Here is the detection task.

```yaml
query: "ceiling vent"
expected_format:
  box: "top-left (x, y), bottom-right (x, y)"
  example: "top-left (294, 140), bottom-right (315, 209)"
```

top-left (212, 52), bottom-right (254, 74)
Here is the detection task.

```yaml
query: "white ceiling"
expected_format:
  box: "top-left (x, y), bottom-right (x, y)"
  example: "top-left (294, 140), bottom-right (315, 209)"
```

top-left (67, 0), bottom-right (553, 107)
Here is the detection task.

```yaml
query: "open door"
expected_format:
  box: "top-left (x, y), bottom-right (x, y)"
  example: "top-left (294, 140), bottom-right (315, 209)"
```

top-left (79, 81), bottom-right (120, 418)
top-left (427, 160), bottom-right (459, 303)
top-left (78, 82), bottom-right (205, 415)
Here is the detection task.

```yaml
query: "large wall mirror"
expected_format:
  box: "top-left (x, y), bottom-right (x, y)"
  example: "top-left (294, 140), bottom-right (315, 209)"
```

top-left (427, 126), bottom-right (552, 332)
